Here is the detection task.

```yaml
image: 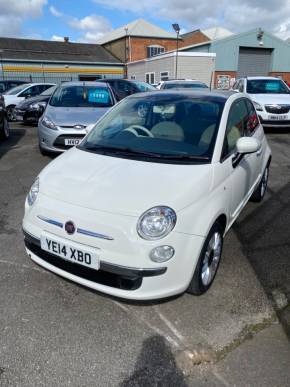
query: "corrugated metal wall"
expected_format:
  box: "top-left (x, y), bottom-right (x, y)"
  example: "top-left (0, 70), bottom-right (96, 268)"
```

top-left (237, 48), bottom-right (272, 77)
top-left (127, 54), bottom-right (215, 86)
top-left (0, 61), bottom-right (124, 84)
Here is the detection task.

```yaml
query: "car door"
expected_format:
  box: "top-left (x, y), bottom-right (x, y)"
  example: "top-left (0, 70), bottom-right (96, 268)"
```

top-left (244, 98), bottom-right (264, 188)
top-left (221, 98), bottom-right (258, 221)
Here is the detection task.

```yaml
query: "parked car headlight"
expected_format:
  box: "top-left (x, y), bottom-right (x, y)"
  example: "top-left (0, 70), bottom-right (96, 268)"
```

top-left (253, 101), bottom-right (263, 111)
top-left (27, 178), bottom-right (39, 206)
top-left (42, 116), bottom-right (57, 130)
top-left (30, 102), bottom-right (47, 110)
top-left (137, 206), bottom-right (176, 240)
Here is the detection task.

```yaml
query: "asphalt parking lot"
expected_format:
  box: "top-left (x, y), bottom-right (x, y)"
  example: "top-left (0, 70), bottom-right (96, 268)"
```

top-left (0, 123), bottom-right (290, 386)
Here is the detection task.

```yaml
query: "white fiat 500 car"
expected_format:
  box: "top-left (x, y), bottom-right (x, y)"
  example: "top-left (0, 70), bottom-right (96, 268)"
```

top-left (23, 90), bottom-right (271, 300)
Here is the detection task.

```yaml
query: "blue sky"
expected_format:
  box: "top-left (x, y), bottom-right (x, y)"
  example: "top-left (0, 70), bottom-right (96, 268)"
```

top-left (0, 0), bottom-right (290, 42)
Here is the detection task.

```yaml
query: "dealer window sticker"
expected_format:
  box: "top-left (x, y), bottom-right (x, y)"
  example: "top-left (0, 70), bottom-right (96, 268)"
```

top-left (88, 89), bottom-right (110, 103)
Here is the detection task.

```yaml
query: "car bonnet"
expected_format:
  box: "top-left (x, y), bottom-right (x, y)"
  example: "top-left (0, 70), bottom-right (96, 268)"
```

top-left (38, 147), bottom-right (213, 216)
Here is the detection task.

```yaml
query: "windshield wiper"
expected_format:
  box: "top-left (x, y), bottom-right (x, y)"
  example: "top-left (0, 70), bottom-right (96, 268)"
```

top-left (158, 154), bottom-right (210, 161)
top-left (84, 144), bottom-right (162, 158)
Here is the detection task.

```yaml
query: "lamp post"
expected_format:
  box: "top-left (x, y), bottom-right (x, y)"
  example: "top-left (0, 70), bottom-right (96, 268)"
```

top-left (172, 23), bottom-right (180, 79)
top-left (0, 49), bottom-right (4, 81)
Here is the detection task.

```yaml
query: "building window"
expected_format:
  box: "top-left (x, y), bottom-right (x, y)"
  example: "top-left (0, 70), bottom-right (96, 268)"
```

top-left (160, 71), bottom-right (169, 81)
top-left (147, 45), bottom-right (165, 58)
top-left (145, 72), bottom-right (155, 85)
top-left (130, 75), bottom-right (136, 80)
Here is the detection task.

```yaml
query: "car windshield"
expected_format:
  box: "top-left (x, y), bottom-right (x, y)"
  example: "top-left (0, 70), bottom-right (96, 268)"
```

top-left (80, 93), bottom-right (224, 164)
top-left (41, 85), bottom-right (57, 96)
top-left (163, 82), bottom-right (208, 90)
top-left (5, 84), bottom-right (31, 95)
top-left (49, 85), bottom-right (114, 107)
top-left (131, 81), bottom-right (156, 92)
top-left (247, 79), bottom-right (290, 94)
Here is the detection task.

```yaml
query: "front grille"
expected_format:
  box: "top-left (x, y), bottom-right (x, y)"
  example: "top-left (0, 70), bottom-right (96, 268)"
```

top-left (259, 117), bottom-right (290, 126)
top-left (265, 105), bottom-right (290, 114)
top-left (25, 238), bottom-right (142, 291)
top-left (53, 134), bottom-right (85, 150)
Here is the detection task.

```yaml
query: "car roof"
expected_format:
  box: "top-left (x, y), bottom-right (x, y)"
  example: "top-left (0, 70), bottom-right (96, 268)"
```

top-left (58, 81), bottom-right (110, 87)
top-left (163, 79), bottom-right (199, 83)
top-left (246, 76), bottom-right (281, 81)
top-left (127, 89), bottom-right (236, 102)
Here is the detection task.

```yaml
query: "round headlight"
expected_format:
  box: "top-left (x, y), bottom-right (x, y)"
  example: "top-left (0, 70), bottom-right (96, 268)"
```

top-left (137, 206), bottom-right (176, 240)
top-left (27, 178), bottom-right (39, 206)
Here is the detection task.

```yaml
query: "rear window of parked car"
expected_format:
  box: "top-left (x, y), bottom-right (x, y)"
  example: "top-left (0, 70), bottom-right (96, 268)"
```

top-left (162, 82), bottom-right (208, 90)
top-left (49, 86), bottom-right (114, 108)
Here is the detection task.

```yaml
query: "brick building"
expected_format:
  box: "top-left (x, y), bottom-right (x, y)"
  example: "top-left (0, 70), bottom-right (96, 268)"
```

top-left (97, 19), bottom-right (180, 63)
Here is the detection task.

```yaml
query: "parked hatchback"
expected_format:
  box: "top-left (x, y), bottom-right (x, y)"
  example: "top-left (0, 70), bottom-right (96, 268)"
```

top-left (0, 80), bottom-right (27, 94)
top-left (232, 76), bottom-right (290, 128)
top-left (99, 79), bottom-right (155, 101)
top-left (23, 90), bottom-right (271, 300)
top-left (14, 85), bottom-right (57, 125)
top-left (3, 83), bottom-right (56, 121)
top-left (0, 95), bottom-right (9, 140)
top-left (160, 80), bottom-right (209, 90)
top-left (38, 81), bottom-right (116, 155)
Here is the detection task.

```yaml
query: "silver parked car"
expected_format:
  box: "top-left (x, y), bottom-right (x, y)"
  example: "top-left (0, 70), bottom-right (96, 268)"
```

top-left (38, 81), bottom-right (116, 155)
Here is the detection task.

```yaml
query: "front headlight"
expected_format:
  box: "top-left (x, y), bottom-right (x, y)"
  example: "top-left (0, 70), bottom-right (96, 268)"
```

top-left (253, 101), bottom-right (263, 111)
top-left (27, 178), bottom-right (39, 206)
top-left (137, 206), bottom-right (176, 240)
top-left (42, 116), bottom-right (57, 130)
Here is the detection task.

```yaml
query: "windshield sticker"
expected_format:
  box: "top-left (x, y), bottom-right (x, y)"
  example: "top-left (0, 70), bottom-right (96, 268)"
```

top-left (88, 89), bottom-right (110, 103)
top-left (153, 105), bottom-right (175, 114)
top-left (265, 82), bottom-right (280, 92)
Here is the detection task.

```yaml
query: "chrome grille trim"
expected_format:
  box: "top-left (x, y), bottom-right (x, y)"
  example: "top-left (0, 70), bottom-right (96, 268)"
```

top-left (37, 215), bottom-right (113, 240)
top-left (37, 215), bottom-right (63, 228)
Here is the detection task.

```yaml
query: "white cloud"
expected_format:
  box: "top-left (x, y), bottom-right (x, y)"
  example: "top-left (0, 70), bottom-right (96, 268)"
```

top-left (49, 5), bottom-right (62, 17)
top-left (0, 0), bottom-right (47, 37)
top-left (51, 35), bottom-right (64, 41)
top-left (93, 0), bottom-right (290, 39)
top-left (69, 14), bottom-right (112, 43)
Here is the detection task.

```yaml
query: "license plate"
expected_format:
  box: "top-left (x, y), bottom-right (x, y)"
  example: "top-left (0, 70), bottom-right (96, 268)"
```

top-left (269, 115), bottom-right (287, 120)
top-left (64, 138), bottom-right (82, 146)
top-left (40, 233), bottom-right (99, 270)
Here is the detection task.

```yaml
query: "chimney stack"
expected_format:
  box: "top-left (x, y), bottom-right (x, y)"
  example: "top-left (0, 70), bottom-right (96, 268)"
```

top-left (64, 37), bottom-right (69, 43)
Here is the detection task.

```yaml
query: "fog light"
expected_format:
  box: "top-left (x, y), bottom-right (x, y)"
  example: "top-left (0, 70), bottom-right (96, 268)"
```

top-left (149, 246), bottom-right (175, 263)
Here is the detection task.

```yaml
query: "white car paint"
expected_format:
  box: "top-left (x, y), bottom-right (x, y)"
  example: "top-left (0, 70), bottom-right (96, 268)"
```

top-left (233, 76), bottom-right (290, 127)
top-left (3, 83), bottom-right (55, 111)
top-left (22, 91), bottom-right (271, 300)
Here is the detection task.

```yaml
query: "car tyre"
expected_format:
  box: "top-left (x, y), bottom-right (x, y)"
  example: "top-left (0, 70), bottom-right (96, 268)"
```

top-left (0, 116), bottom-right (10, 140)
top-left (187, 222), bottom-right (224, 295)
top-left (250, 165), bottom-right (269, 203)
top-left (6, 105), bottom-right (16, 122)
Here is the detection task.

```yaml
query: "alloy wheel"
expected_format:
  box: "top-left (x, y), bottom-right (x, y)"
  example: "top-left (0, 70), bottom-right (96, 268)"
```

top-left (201, 232), bottom-right (222, 286)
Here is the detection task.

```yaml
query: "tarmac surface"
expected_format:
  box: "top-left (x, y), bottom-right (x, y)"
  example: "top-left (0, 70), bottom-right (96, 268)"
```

top-left (0, 123), bottom-right (289, 386)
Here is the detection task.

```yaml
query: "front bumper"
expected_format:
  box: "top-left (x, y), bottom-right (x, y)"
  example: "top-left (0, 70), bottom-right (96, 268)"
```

top-left (258, 110), bottom-right (290, 127)
top-left (38, 121), bottom-right (86, 153)
top-left (14, 108), bottom-right (41, 124)
top-left (23, 194), bottom-right (205, 300)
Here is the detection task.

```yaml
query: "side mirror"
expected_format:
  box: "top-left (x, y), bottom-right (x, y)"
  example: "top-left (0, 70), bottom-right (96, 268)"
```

top-left (236, 137), bottom-right (261, 154)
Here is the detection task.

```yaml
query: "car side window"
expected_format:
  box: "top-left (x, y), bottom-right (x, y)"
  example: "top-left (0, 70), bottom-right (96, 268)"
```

top-left (222, 99), bottom-right (248, 159)
top-left (20, 85), bottom-right (39, 97)
top-left (245, 99), bottom-right (259, 135)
